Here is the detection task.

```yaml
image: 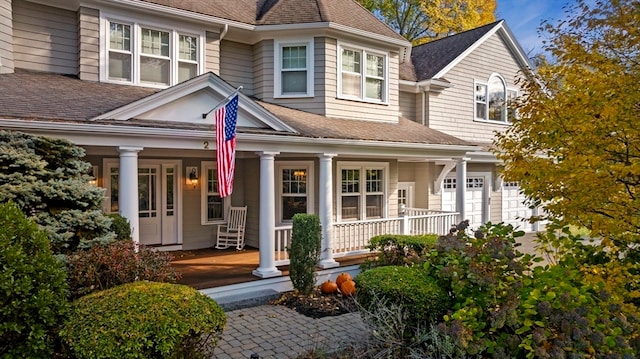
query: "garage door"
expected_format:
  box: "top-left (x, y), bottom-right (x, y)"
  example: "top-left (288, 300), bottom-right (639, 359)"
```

top-left (442, 177), bottom-right (485, 229)
top-left (502, 181), bottom-right (534, 232)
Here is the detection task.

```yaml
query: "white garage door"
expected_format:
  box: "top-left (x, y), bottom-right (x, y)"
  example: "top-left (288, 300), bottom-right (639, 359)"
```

top-left (502, 181), bottom-right (534, 232)
top-left (442, 177), bottom-right (485, 229)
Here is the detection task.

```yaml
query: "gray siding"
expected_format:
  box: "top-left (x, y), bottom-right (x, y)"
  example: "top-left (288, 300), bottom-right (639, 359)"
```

top-left (12, 0), bottom-right (77, 74)
top-left (205, 30), bottom-right (221, 75)
top-left (220, 40), bottom-right (254, 96)
top-left (251, 39), bottom-right (272, 100)
top-left (398, 91), bottom-right (418, 122)
top-left (0, 0), bottom-right (13, 73)
top-left (77, 6), bottom-right (98, 81)
top-left (242, 157), bottom-right (260, 248)
top-left (426, 33), bottom-right (522, 142)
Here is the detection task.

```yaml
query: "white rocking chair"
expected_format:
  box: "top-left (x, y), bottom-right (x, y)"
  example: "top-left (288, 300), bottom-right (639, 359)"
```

top-left (215, 206), bottom-right (247, 250)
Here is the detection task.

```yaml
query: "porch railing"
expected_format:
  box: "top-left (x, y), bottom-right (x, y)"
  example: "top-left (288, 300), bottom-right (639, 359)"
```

top-left (272, 209), bottom-right (459, 266)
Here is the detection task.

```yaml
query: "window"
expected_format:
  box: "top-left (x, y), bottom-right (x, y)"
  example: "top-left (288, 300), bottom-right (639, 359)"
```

top-left (105, 18), bottom-right (202, 87)
top-left (339, 45), bottom-right (387, 102)
top-left (277, 162), bottom-right (314, 223)
top-left (338, 163), bottom-right (388, 221)
top-left (474, 74), bottom-right (518, 123)
top-left (201, 162), bottom-right (225, 224)
top-left (274, 39), bottom-right (314, 97)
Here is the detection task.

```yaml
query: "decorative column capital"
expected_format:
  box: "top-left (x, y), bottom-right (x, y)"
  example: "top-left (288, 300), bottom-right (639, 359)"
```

top-left (256, 151), bottom-right (279, 159)
top-left (118, 146), bottom-right (143, 155)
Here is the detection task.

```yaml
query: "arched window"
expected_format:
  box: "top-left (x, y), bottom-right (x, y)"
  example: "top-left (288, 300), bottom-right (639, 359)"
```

top-left (475, 74), bottom-right (517, 123)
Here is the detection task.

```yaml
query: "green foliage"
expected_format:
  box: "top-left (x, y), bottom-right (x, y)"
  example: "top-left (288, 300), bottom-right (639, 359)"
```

top-left (108, 213), bottom-right (132, 241)
top-left (60, 281), bottom-right (226, 359)
top-left (289, 213), bottom-right (322, 295)
top-left (363, 233), bottom-right (439, 268)
top-left (0, 202), bottom-right (68, 358)
top-left (356, 265), bottom-right (449, 326)
top-left (65, 240), bottom-right (181, 299)
top-left (0, 130), bottom-right (115, 253)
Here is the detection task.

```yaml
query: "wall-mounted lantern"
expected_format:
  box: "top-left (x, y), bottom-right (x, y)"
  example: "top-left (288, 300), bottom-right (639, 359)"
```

top-left (187, 166), bottom-right (199, 188)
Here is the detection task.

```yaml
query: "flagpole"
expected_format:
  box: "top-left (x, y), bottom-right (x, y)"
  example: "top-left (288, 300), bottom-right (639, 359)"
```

top-left (202, 86), bottom-right (243, 119)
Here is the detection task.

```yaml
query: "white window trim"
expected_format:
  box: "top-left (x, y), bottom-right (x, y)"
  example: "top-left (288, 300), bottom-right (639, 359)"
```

top-left (200, 161), bottom-right (230, 225)
top-left (100, 12), bottom-right (205, 88)
top-left (275, 161), bottom-right (315, 225)
top-left (473, 74), bottom-right (518, 125)
top-left (274, 37), bottom-right (314, 98)
top-left (337, 41), bottom-right (389, 104)
top-left (336, 162), bottom-right (389, 222)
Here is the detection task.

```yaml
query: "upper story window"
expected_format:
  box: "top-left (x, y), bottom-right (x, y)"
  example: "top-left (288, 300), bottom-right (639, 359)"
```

top-left (339, 44), bottom-right (388, 103)
top-left (104, 17), bottom-right (203, 87)
top-left (338, 162), bottom-right (388, 221)
top-left (475, 74), bottom-right (518, 123)
top-left (274, 38), bottom-right (314, 97)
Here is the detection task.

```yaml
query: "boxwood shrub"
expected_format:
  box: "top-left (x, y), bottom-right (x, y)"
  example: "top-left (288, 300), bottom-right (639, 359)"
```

top-left (0, 202), bottom-right (68, 358)
top-left (363, 234), bottom-right (439, 268)
top-left (355, 265), bottom-right (449, 326)
top-left (60, 281), bottom-right (226, 359)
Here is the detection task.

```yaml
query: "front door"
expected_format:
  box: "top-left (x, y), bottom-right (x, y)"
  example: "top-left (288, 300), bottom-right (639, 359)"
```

top-left (105, 160), bottom-right (180, 246)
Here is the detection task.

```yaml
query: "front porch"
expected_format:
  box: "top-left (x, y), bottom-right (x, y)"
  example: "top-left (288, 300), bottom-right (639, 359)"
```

top-left (172, 209), bottom-right (458, 290)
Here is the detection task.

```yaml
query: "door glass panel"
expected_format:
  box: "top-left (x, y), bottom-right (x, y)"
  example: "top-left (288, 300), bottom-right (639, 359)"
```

top-left (110, 167), bottom-right (119, 213)
top-left (138, 168), bottom-right (157, 218)
top-left (166, 168), bottom-right (174, 216)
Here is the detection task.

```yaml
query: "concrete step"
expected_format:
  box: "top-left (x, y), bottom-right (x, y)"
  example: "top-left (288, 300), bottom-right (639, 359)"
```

top-left (213, 289), bottom-right (281, 311)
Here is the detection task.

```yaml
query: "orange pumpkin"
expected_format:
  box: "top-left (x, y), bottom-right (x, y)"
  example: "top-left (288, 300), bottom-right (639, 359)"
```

top-left (335, 272), bottom-right (353, 288)
top-left (340, 280), bottom-right (356, 296)
top-left (320, 280), bottom-right (338, 294)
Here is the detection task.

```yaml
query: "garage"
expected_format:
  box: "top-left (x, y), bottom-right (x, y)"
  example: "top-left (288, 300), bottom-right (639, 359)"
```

top-left (441, 176), bottom-right (486, 229)
top-left (501, 181), bottom-right (535, 232)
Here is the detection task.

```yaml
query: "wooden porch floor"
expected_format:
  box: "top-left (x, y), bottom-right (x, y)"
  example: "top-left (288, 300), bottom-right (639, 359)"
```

top-left (170, 247), bottom-right (373, 290)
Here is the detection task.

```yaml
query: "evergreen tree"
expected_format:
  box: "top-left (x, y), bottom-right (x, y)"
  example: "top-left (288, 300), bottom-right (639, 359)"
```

top-left (0, 130), bottom-right (114, 253)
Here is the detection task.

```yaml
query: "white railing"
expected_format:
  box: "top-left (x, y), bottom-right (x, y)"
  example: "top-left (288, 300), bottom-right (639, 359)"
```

top-left (274, 225), bottom-right (292, 266)
top-left (272, 210), bottom-right (459, 265)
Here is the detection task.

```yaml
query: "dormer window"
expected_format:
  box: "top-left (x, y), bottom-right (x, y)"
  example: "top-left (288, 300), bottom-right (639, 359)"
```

top-left (274, 38), bottom-right (314, 98)
top-left (474, 74), bottom-right (518, 123)
top-left (338, 44), bottom-right (388, 103)
top-left (103, 18), bottom-right (203, 87)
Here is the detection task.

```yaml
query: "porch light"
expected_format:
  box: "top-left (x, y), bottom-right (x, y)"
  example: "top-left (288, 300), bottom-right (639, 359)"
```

top-left (88, 166), bottom-right (98, 186)
top-left (187, 167), bottom-right (199, 188)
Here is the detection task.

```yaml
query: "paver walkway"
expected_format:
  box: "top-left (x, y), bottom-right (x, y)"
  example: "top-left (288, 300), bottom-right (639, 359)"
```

top-left (213, 305), bottom-right (369, 359)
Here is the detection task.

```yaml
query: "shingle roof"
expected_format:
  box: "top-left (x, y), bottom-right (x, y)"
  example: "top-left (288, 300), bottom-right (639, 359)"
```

top-left (402, 20), bottom-right (501, 82)
top-left (0, 70), bottom-right (469, 147)
top-left (139, 0), bottom-right (406, 41)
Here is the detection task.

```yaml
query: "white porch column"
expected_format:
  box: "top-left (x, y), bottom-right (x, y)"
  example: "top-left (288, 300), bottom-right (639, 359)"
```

top-left (118, 146), bottom-right (143, 243)
top-left (252, 151), bottom-right (282, 278)
top-left (318, 153), bottom-right (338, 269)
top-left (456, 157), bottom-right (469, 223)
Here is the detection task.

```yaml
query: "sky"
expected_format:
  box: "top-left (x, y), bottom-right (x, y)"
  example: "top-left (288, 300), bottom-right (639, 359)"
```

top-left (495, 0), bottom-right (571, 56)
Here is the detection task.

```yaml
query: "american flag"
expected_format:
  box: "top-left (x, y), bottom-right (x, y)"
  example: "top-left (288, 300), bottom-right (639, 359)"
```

top-left (214, 94), bottom-right (239, 198)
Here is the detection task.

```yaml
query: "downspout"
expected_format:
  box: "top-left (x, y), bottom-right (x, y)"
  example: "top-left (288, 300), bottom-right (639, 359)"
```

top-left (421, 89), bottom-right (426, 126)
top-left (219, 23), bottom-right (229, 40)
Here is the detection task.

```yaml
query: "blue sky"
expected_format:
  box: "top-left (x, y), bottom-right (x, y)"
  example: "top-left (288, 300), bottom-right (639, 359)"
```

top-left (496, 0), bottom-right (570, 56)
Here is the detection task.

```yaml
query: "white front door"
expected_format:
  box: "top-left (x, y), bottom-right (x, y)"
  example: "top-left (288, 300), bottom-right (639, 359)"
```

top-left (502, 181), bottom-right (534, 232)
top-left (398, 182), bottom-right (415, 210)
top-left (442, 175), bottom-right (488, 229)
top-left (105, 160), bottom-right (180, 246)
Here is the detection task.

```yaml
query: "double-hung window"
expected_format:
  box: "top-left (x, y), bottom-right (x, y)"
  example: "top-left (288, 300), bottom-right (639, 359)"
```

top-left (277, 162), bottom-right (314, 223)
top-left (274, 39), bottom-right (314, 97)
top-left (339, 45), bottom-right (387, 103)
top-left (201, 162), bottom-right (225, 224)
top-left (105, 18), bottom-right (202, 87)
top-left (474, 74), bottom-right (518, 123)
top-left (338, 163), bottom-right (387, 221)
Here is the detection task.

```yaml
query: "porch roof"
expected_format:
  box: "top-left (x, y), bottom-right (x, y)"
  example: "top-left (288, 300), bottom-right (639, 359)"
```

top-left (0, 70), bottom-right (472, 149)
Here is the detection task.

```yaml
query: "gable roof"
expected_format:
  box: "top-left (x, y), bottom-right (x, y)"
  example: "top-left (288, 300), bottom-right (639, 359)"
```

top-left (402, 20), bottom-right (532, 82)
top-left (138, 0), bottom-right (406, 42)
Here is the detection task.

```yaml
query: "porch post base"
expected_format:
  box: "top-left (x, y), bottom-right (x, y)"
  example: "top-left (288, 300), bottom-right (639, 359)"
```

top-left (318, 259), bottom-right (339, 269)
top-left (252, 268), bottom-right (282, 278)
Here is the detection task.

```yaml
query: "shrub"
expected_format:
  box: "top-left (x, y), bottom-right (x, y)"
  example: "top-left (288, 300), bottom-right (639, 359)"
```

top-left (0, 202), bottom-right (68, 358)
top-left (65, 240), bottom-right (181, 299)
top-left (60, 281), bottom-right (226, 359)
top-left (289, 213), bottom-right (321, 295)
top-left (356, 265), bottom-right (449, 327)
top-left (108, 213), bottom-right (132, 241)
top-left (363, 233), bottom-right (439, 268)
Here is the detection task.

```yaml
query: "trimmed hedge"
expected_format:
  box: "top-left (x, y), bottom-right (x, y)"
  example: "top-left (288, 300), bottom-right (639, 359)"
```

top-left (0, 202), bottom-right (68, 358)
top-left (60, 281), bottom-right (226, 359)
top-left (289, 213), bottom-right (322, 295)
top-left (355, 266), bottom-right (449, 326)
top-left (364, 234), bottom-right (439, 268)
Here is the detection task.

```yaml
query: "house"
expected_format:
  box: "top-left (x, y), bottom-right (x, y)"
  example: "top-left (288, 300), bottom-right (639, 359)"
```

top-left (0, 0), bottom-right (536, 281)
